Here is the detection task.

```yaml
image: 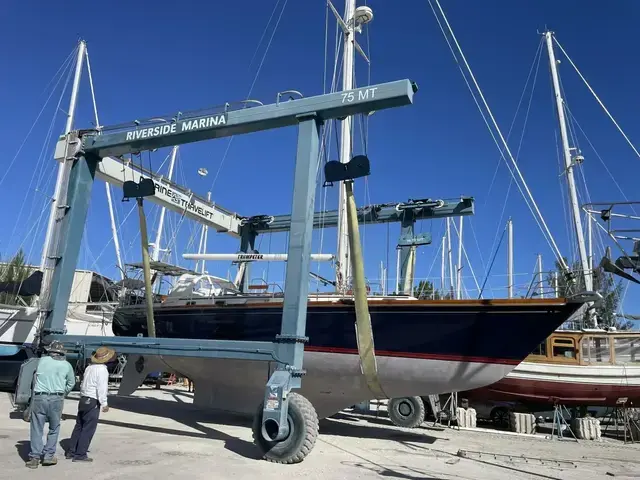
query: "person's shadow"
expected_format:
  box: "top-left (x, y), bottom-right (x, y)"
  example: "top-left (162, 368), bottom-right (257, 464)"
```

top-left (15, 440), bottom-right (30, 462)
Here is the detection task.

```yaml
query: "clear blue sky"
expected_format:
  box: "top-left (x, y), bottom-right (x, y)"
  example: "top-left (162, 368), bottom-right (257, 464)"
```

top-left (1, 0), bottom-right (639, 315)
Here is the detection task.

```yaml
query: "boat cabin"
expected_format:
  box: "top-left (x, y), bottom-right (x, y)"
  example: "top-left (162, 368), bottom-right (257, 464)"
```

top-left (164, 274), bottom-right (241, 304)
top-left (526, 329), bottom-right (640, 366)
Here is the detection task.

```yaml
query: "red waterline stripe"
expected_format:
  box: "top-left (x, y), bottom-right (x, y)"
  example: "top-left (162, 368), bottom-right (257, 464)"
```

top-left (304, 346), bottom-right (520, 366)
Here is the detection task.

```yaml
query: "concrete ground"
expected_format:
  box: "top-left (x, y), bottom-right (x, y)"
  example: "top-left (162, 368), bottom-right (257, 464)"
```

top-left (1, 386), bottom-right (639, 480)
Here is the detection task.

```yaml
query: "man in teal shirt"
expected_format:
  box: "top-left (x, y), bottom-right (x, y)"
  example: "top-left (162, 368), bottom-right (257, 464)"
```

top-left (26, 340), bottom-right (76, 469)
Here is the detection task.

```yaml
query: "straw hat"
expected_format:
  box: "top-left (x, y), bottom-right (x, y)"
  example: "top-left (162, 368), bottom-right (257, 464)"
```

top-left (91, 346), bottom-right (116, 364)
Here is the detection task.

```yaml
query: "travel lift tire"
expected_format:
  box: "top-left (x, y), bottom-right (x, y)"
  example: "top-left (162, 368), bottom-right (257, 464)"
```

top-left (388, 396), bottom-right (426, 429)
top-left (252, 392), bottom-right (319, 464)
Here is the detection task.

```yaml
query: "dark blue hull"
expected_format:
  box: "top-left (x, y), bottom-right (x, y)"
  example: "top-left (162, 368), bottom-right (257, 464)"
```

top-left (113, 298), bottom-right (582, 365)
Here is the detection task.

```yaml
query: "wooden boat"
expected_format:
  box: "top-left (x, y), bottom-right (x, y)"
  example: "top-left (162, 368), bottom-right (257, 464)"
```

top-left (463, 329), bottom-right (640, 407)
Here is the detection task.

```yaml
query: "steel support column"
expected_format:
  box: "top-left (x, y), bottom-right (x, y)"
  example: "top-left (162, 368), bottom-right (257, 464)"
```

top-left (42, 153), bottom-right (99, 337)
top-left (261, 114), bottom-right (322, 440)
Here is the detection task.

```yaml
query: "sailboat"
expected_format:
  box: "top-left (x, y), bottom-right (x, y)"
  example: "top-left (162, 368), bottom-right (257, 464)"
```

top-left (0, 40), bottom-right (129, 362)
top-left (462, 30), bottom-right (640, 412)
top-left (113, 2), bottom-right (593, 424)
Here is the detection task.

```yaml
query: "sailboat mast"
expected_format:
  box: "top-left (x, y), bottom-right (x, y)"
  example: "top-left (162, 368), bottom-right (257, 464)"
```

top-left (441, 234), bottom-right (446, 293)
top-left (544, 31), bottom-right (592, 293)
top-left (446, 217), bottom-right (454, 296)
top-left (40, 40), bottom-right (86, 271)
top-left (507, 218), bottom-right (514, 298)
top-left (105, 184), bottom-right (124, 279)
top-left (152, 145), bottom-right (179, 262)
top-left (335, 0), bottom-right (356, 292)
top-left (84, 45), bottom-right (125, 280)
top-left (537, 253), bottom-right (544, 298)
top-left (200, 191), bottom-right (212, 274)
top-left (456, 217), bottom-right (463, 299)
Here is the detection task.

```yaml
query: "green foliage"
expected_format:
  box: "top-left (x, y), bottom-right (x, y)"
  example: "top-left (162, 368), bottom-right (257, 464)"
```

top-left (0, 249), bottom-right (35, 305)
top-left (547, 257), bottom-right (631, 330)
top-left (412, 279), bottom-right (453, 300)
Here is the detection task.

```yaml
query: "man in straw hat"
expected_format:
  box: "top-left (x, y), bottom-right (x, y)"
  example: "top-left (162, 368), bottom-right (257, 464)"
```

top-left (65, 346), bottom-right (116, 463)
top-left (26, 340), bottom-right (76, 469)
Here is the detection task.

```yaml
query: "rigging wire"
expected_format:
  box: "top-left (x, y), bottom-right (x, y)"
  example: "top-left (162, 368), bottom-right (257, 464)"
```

top-left (565, 108), bottom-right (639, 217)
top-left (429, 0), bottom-right (555, 263)
top-left (451, 218), bottom-right (483, 298)
top-left (0, 44), bottom-right (79, 191)
top-left (484, 38), bottom-right (544, 206)
top-left (7, 57), bottom-right (77, 259)
top-left (486, 40), bottom-right (544, 280)
top-left (9, 63), bottom-right (76, 251)
top-left (207, 0), bottom-right (289, 194)
top-left (553, 37), bottom-right (640, 161)
top-left (478, 223), bottom-right (507, 298)
top-left (429, 0), bottom-right (569, 272)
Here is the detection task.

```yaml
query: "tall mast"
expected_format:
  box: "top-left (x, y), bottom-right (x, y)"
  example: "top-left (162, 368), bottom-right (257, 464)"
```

top-left (446, 218), bottom-right (454, 297)
top-left (40, 40), bottom-right (86, 270)
top-left (507, 218), bottom-right (514, 298)
top-left (544, 32), bottom-right (593, 294)
top-left (440, 234), bottom-right (446, 293)
top-left (335, 0), bottom-right (357, 292)
top-left (104, 184), bottom-right (124, 278)
top-left (152, 145), bottom-right (179, 262)
top-left (587, 212), bottom-right (593, 271)
top-left (84, 45), bottom-right (125, 279)
top-left (537, 253), bottom-right (544, 298)
top-left (200, 191), bottom-right (212, 273)
top-left (456, 217), bottom-right (463, 299)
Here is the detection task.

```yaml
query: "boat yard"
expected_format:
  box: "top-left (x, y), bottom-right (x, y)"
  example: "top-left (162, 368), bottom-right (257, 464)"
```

top-left (2, 0), bottom-right (640, 476)
top-left (1, 386), bottom-right (639, 479)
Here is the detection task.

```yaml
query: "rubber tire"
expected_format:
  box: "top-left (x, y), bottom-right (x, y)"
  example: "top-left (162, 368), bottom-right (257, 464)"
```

top-left (491, 407), bottom-right (509, 429)
top-left (252, 392), bottom-right (319, 464)
top-left (388, 396), bottom-right (425, 428)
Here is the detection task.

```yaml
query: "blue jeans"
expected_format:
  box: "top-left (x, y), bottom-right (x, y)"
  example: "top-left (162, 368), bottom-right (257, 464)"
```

top-left (29, 395), bottom-right (64, 460)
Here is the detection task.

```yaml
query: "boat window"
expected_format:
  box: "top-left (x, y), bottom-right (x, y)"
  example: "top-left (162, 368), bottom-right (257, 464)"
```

top-left (613, 337), bottom-right (640, 364)
top-left (530, 341), bottom-right (547, 357)
top-left (581, 337), bottom-right (611, 364)
top-left (552, 338), bottom-right (576, 359)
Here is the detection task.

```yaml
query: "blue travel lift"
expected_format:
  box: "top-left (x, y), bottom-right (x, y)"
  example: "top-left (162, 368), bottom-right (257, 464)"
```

top-left (15, 79), bottom-right (419, 463)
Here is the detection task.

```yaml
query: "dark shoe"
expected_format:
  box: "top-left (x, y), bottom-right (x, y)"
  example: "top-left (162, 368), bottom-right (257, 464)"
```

top-left (72, 456), bottom-right (93, 463)
top-left (65, 452), bottom-right (74, 459)
top-left (42, 456), bottom-right (58, 466)
top-left (25, 458), bottom-right (39, 469)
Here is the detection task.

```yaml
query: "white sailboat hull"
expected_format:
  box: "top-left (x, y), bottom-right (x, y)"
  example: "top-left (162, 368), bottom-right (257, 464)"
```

top-left (0, 303), bottom-right (114, 349)
top-left (119, 351), bottom-right (514, 420)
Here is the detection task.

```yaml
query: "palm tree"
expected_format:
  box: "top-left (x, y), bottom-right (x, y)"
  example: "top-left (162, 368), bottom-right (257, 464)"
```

top-left (0, 249), bottom-right (35, 305)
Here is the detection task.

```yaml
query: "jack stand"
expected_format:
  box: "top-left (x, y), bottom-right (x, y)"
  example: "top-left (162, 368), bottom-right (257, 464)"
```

top-left (602, 398), bottom-right (640, 443)
top-left (549, 403), bottom-right (578, 442)
top-left (434, 392), bottom-right (459, 429)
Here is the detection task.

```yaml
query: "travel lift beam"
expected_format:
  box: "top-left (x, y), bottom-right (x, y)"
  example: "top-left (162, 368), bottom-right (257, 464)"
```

top-left (52, 148), bottom-right (244, 237)
top-left (26, 79), bottom-right (417, 463)
top-left (236, 197), bottom-right (474, 293)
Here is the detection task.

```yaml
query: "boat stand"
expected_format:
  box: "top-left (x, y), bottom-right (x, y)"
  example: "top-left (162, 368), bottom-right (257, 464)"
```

top-left (601, 398), bottom-right (640, 444)
top-left (549, 403), bottom-right (578, 442)
top-left (14, 79), bottom-right (418, 464)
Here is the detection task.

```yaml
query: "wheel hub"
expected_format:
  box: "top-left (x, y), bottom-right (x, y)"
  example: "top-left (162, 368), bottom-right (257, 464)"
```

top-left (398, 401), bottom-right (413, 417)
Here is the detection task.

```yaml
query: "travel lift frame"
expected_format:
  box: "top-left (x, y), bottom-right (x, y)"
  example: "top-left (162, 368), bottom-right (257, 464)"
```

top-left (81, 148), bottom-right (474, 293)
top-left (229, 197), bottom-right (474, 293)
top-left (16, 79), bottom-right (418, 463)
